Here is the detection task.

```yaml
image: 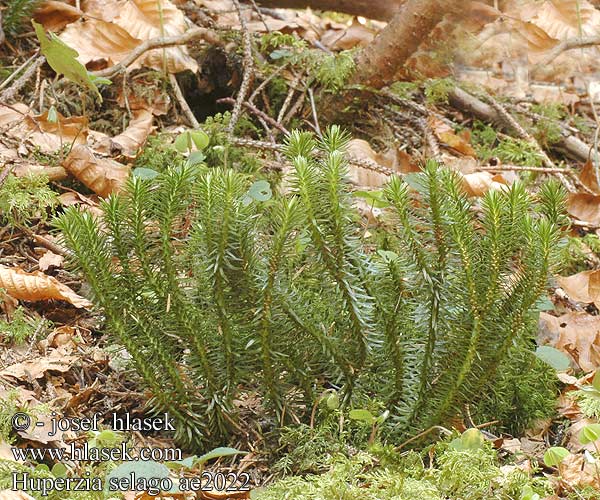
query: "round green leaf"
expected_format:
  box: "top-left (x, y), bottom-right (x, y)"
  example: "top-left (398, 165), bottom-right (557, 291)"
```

top-left (543, 446), bottom-right (570, 467)
top-left (247, 180), bottom-right (272, 202)
top-left (51, 463), bottom-right (68, 478)
top-left (105, 460), bottom-right (173, 492)
top-left (133, 167), bottom-right (159, 180)
top-left (174, 132), bottom-right (192, 153)
top-left (449, 428), bottom-right (485, 451)
top-left (579, 423), bottom-right (600, 445)
top-left (326, 392), bottom-right (340, 410)
top-left (190, 130), bottom-right (210, 151)
top-left (535, 346), bottom-right (571, 371)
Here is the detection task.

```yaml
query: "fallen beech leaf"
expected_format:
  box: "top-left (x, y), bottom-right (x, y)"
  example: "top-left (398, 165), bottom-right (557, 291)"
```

top-left (539, 312), bottom-right (600, 371)
top-left (461, 171), bottom-right (507, 197)
top-left (97, 109), bottom-right (154, 157)
top-left (567, 193), bottom-right (600, 225)
top-left (63, 145), bottom-right (130, 197)
top-left (0, 264), bottom-right (91, 308)
top-left (38, 250), bottom-right (65, 271)
top-left (559, 450), bottom-right (599, 489)
top-left (321, 19), bottom-right (376, 50)
top-left (113, 0), bottom-right (197, 73)
top-left (59, 18), bottom-right (141, 69)
top-left (557, 270), bottom-right (600, 306)
top-left (46, 326), bottom-right (76, 348)
top-left (0, 347), bottom-right (77, 381)
top-left (429, 117), bottom-right (476, 157)
top-left (347, 139), bottom-right (393, 188)
top-left (580, 159), bottom-right (600, 195)
top-left (34, 0), bottom-right (83, 31)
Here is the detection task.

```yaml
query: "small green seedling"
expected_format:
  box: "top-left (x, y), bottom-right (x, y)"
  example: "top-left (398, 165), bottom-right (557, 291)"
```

top-left (349, 408), bottom-right (389, 445)
top-left (449, 428), bottom-right (485, 452)
top-left (32, 21), bottom-right (110, 102)
top-left (520, 485), bottom-right (540, 500)
top-left (543, 447), bottom-right (570, 468)
top-left (243, 180), bottom-right (273, 205)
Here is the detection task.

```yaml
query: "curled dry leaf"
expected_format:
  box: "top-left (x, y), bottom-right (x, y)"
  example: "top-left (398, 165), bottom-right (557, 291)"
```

top-left (539, 312), bottom-right (600, 371)
top-left (0, 264), bottom-right (92, 309)
top-left (63, 145), bottom-right (130, 197)
top-left (33, 0), bottom-right (83, 31)
top-left (557, 269), bottom-right (600, 307)
top-left (96, 109), bottom-right (154, 157)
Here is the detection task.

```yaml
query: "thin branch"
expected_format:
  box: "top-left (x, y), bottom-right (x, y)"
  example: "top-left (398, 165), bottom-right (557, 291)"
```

top-left (169, 74), bottom-right (200, 128)
top-left (228, 0), bottom-right (255, 137)
top-left (533, 35), bottom-right (600, 70)
top-left (218, 97), bottom-right (289, 135)
top-left (93, 27), bottom-right (222, 78)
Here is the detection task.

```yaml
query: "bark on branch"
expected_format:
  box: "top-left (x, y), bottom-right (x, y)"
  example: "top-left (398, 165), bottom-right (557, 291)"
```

top-left (251, 0), bottom-right (403, 21)
top-left (533, 35), bottom-right (600, 71)
top-left (350, 0), bottom-right (452, 89)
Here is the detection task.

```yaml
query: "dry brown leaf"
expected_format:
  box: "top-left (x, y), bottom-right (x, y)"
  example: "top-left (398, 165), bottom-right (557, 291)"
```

top-left (0, 347), bottom-right (77, 381)
top-left (461, 171), bottom-right (507, 197)
top-left (559, 451), bottom-right (600, 489)
top-left (96, 109), bottom-right (154, 157)
top-left (63, 145), bottom-right (130, 197)
top-left (0, 102), bottom-right (29, 127)
top-left (34, 0), bottom-right (83, 31)
top-left (321, 19), bottom-right (376, 50)
top-left (579, 159), bottom-right (600, 194)
top-left (13, 164), bottom-right (68, 181)
top-left (0, 264), bottom-right (91, 309)
top-left (5, 109), bottom-right (89, 153)
top-left (112, 0), bottom-right (198, 73)
top-left (539, 312), bottom-right (600, 371)
top-left (38, 250), bottom-right (65, 272)
top-left (567, 193), bottom-right (600, 225)
top-left (346, 139), bottom-right (394, 188)
top-left (59, 18), bottom-right (141, 69)
top-left (429, 117), bottom-right (477, 157)
top-left (557, 269), bottom-right (600, 306)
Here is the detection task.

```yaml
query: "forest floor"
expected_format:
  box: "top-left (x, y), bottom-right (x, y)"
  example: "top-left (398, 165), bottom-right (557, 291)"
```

top-left (1, 1), bottom-right (600, 499)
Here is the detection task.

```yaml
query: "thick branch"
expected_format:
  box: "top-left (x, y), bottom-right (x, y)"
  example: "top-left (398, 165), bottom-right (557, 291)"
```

top-left (351, 0), bottom-right (452, 89)
top-left (251, 0), bottom-right (403, 20)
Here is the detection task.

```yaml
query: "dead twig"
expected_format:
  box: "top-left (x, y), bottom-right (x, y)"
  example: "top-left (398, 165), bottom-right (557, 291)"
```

top-left (93, 28), bottom-right (222, 79)
top-left (169, 74), bottom-right (200, 128)
top-left (218, 97), bottom-right (289, 135)
top-left (228, 0), bottom-right (255, 137)
top-left (533, 35), bottom-right (600, 71)
top-left (0, 56), bottom-right (46, 102)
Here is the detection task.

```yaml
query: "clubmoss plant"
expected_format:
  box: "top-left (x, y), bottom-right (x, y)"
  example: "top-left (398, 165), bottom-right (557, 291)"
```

top-left (56, 127), bottom-right (566, 448)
